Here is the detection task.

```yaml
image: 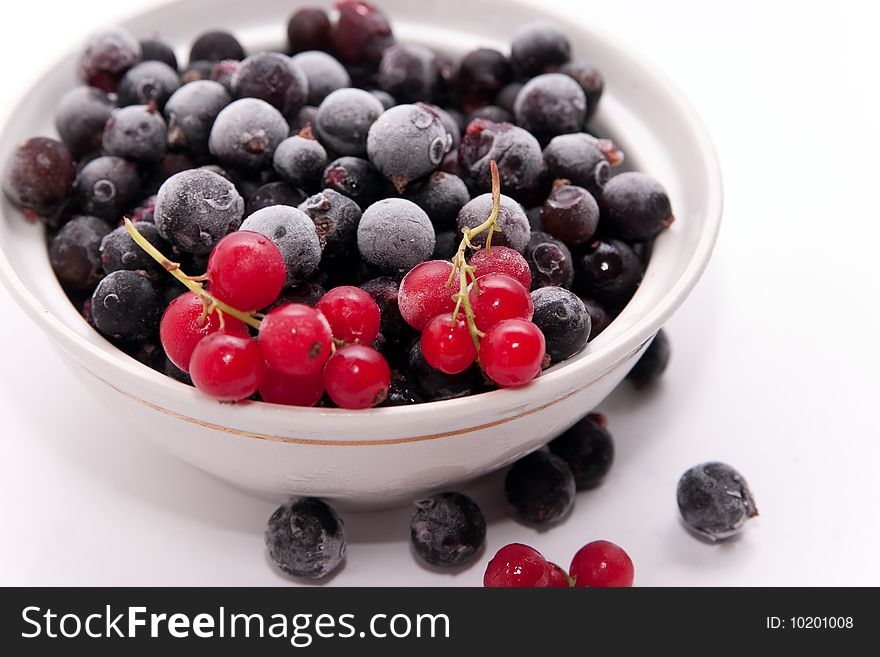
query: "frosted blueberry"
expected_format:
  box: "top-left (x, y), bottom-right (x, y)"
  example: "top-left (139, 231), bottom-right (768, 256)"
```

top-left (231, 51), bottom-right (309, 117)
top-left (102, 105), bottom-right (167, 163)
top-left (510, 20), bottom-right (571, 77)
top-left (273, 133), bottom-right (327, 190)
top-left (314, 88), bottom-right (384, 157)
top-left (208, 98), bottom-right (289, 169)
top-left (100, 221), bottom-right (172, 280)
top-left (90, 270), bottom-right (162, 341)
top-left (378, 43), bottom-right (438, 103)
top-left (154, 169), bottom-right (244, 255)
top-left (298, 189), bottom-right (362, 259)
top-left (513, 73), bottom-right (587, 144)
top-left (543, 132), bottom-right (611, 196)
top-left (530, 287), bottom-right (590, 362)
top-left (458, 119), bottom-right (543, 198)
top-left (357, 198), bottom-right (435, 273)
top-left (164, 80), bottom-right (231, 155)
top-left (410, 492), bottom-right (486, 567)
top-left (677, 463), bottom-right (758, 542)
top-left (290, 51), bottom-right (351, 105)
top-left (366, 103), bottom-right (452, 193)
top-left (456, 193), bottom-right (530, 253)
top-left (265, 498), bottom-right (346, 579)
top-left (117, 60), bottom-right (181, 109)
top-left (240, 205), bottom-right (322, 287)
top-left (404, 171), bottom-right (470, 230)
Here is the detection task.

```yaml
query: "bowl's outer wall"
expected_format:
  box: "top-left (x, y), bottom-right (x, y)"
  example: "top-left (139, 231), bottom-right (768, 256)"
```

top-left (0, 0), bottom-right (721, 503)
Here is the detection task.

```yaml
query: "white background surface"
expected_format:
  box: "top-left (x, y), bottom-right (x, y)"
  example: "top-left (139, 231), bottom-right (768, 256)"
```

top-left (1, 0), bottom-right (878, 586)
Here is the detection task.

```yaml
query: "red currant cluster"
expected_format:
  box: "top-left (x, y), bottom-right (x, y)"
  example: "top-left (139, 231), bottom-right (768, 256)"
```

top-left (153, 226), bottom-right (390, 409)
top-left (484, 540), bottom-right (634, 587)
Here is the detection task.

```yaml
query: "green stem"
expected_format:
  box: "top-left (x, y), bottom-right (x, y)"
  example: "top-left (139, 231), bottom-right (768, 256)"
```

top-left (122, 219), bottom-right (262, 330)
top-left (446, 160), bottom-right (502, 353)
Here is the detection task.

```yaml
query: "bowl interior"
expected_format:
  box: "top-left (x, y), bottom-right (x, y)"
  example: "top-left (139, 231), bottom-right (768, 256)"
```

top-left (0, 0), bottom-right (721, 437)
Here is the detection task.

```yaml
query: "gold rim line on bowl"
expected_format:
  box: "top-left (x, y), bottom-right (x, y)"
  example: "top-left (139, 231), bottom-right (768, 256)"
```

top-left (83, 342), bottom-right (639, 446)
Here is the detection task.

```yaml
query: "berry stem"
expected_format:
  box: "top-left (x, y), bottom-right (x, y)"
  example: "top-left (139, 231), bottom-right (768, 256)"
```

top-left (122, 218), bottom-right (262, 330)
top-left (446, 160), bottom-right (502, 352)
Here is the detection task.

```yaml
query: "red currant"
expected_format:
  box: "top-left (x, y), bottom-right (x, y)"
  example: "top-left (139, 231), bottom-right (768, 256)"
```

top-left (259, 366), bottom-right (324, 407)
top-left (323, 344), bottom-right (391, 409)
top-left (160, 291), bottom-right (249, 372)
top-left (468, 273), bottom-right (533, 332)
top-left (480, 319), bottom-right (546, 387)
top-left (259, 304), bottom-right (333, 377)
top-left (207, 230), bottom-right (286, 311)
top-left (398, 260), bottom-right (457, 330)
top-left (469, 246), bottom-right (531, 290)
top-left (569, 540), bottom-right (634, 587)
top-left (316, 285), bottom-right (381, 345)
top-left (483, 543), bottom-right (551, 587)
top-left (547, 562), bottom-right (571, 587)
top-left (420, 312), bottom-right (477, 374)
top-left (189, 332), bottom-right (265, 401)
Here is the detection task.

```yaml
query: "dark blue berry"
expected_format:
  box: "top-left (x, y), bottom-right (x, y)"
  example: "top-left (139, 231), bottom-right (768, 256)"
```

top-left (357, 198), bottom-right (435, 273)
top-left (102, 105), bottom-right (167, 163)
top-left (75, 155), bottom-right (141, 223)
top-left (404, 171), bottom-right (470, 230)
top-left (208, 98), bottom-right (289, 169)
top-left (457, 193), bottom-right (531, 252)
top-left (523, 231), bottom-right (573, 288)
top-left (100, 221), bottom-right (171, 279)
top-left (117, 61), bottom-right (181, 109)
top-left (560, 62), bottom-right (604, 122)
top-left (79, 28), bottom-right (142, 92)
top-left (315, 88), bottom-right (384, 157)
top-left (457, 48), bottom-right (513, 112)
top-left (240, 205), bottom-right (322, 287)
top-left (548, 413), bottom-right (613, 489)
top-left (510, 20), bottom-right (571, 77)
top-left (458, 118), bottom-right (542, 198)
top-left (627, 328), bottom-right (671, 387)
top-left (299, 188), bottom-right (362, 259)
top-left (245, 181), bottom-right (308, 216)
top-left (378, 43), bottom-right (438, 103)
top-left (514, 73), bottom-right (586, 144)
top-left (541, 181), bottom-right (599, 246)
top-left (331, 1), bottom-right (395, 68)
top-left (291, 51), bottom-right (351, 105)
top-left (677, 463), bottom-right (758, 542)
top-left (164, 80), bottom-right (231, 155)
top-left (4, 137), bottom-right (76, 225)
top-left (543, 133), bottom-right (612, 197)
top-left (273, 132), bottom-right (327, 191)
top-left (139, 39), bottom-right (178, 70)
top-left (189, 31), bottom-right (245, 63)
top-left (231, 52), bottom-right (309, 117)
top-left (381, 369), bottom-right (420, 406)
top-left (410, 492), bottom-right (486, 567)
top-left (55, 86), bottom-right (115, 158)
top-left (600, 172), bottom-right (674, 242)
top-left (577, 239), bottom-right (642, 307)
top-left (154, 168), bottom-right (244, 254)
top-left (265, 497), bottom-right (346, 579)
top-left (505, 450), bottom-right (575, 525)
top-left (367, 103), bottom-right (451, 192)
top-left (287, 8), bottom-right (331, 54)
top-left (322, 156), bottom-right (386, 208)
top-left (90, 269), bottom-right (162, 341)
top-left (49, 215), bottom-right (112, 292)
top-left (407, 340), bottom-right (482, 401)
top-left (530, 287), bottom-right (590, 362)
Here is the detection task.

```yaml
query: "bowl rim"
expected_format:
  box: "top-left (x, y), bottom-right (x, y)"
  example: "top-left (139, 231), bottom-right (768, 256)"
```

top-left (0, 0), bottom-right (723, 433)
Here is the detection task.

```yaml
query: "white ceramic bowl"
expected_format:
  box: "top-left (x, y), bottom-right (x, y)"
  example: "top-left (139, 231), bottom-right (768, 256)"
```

top-left (0, 0), bottom-right (721, 507)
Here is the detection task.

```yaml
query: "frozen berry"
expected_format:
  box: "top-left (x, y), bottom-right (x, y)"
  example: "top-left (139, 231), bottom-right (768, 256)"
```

top-left (600, 172), bottom-right (674, 242)
top-left (483, 543), bottom-right (550, 587)
top-left (245, 182), bottom-right (307, 216)
top-left (457, 48), bottom-right (513, 112)
top-left (189, 31), bottom-right (244, 63)
top-left (530, 287), bottom-right (589, 362)
top-left (543, 132), bottom-right (613, 197)
top-left (398, 260), bottom-right (457, 331)
top-left (403, 171), bottom-right (470, 231)
top-left (79, 28), bottom-right (142, 92)
top-left (467, 105), bottom-right (513, 124)
top-left (421, 312), bottom-right (477, 375)
top-left (570, 540), bottom-right (634, 587)
top-left (49, 215), bottom-right (112, 292)
top-left (458, 119), bottom-right (542, 199)
top-left (100, 221), bottom-right (171, 279)
top-left (577, 239), bottom-right (642, 308)
top-left (140, 38), bottom-right (178, 70)
top-left (549, 413), bottom-right (613, 489)
top-left (207, 231), bottom-right (285, 310)
top-left (154, 168), bottom-right (244, 255)
top-left (273, 133), bottom-right (327, 190)
top-left (505, 450), bottom-right (575, 525)
top-left (266, 498), bottom-right (346, 579)
top-left (524, 231), bottom-right (574, 289)
top-left (542, 182), bottom-right (599, 246)
top-left (514, 73), bottom-right (586, 144)
top-left (677, 462), bottom-right (758, 542)
top-left (469, 273), bottom-right (533, 332)
top-left (75, 155), bottom-right (140, 223)
top-left (231, 51), bottom-right (308, 117)
top-left (331, 1), bottom-right (395, 68)
top-left (164, 80), bottom-right (231, 155)
top-left (480, 318), bottom-right (545, 387)
top-left (117, 61), bottom-right (181, 109)
top-left (316, 285), bottom-right (381, 345)
top-left (208, 98), bottom-right (289, 169)
top-left (510, 21), bottom-right (570, 77)
top-left (287, 8), bottom-right (331, 54)
top-left (91, 270), bottom-right (161, 341)
top-left (240, 205), bottom-right (322, 288)
top-left (627, 329), bottom-right (671, 387)
top-left (259, 303), bottom-right (333, 376)
top-left (4, 137), bottom-right (75, 224)
top-left (469, 246), bottom-right (531, 291)
top-left (54, 86), bottom-right (115, 158)
top-left (366, 103), bottom-right (451, 192)
top-left (315, 88), bottom-right (384, 157)
top-left (291, 51), bottom-right (351, 106)
top-left (410, 492), bottom-right (486, 567)
top-left (560, 62), bottom-right (604, 122)
top-left (357, 198), bottom-right (435, 274)
top-left (102, 104), bottom-right (167, 164)
top-left (378, 43), bottom-right (437, 103)
top-left (322, 156), bottom-right (386, 208)
top-left (457, 193), bottom-right (530, 253)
